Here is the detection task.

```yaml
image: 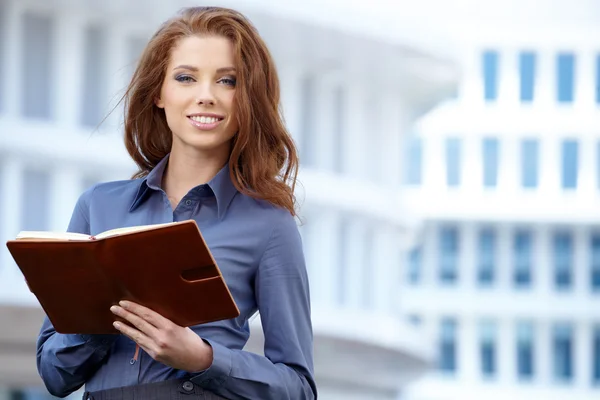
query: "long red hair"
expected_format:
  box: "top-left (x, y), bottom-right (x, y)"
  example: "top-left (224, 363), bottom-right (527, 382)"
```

top-left (123, 7), bottom-right (298, 215)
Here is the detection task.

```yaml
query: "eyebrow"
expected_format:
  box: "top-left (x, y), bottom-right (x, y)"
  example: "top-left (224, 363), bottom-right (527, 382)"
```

top-left (173, 65), bottom-right (236, 73)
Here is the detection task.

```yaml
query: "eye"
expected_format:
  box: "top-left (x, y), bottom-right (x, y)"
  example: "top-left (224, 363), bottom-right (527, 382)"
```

top-left (219, 76), bottom-right (237, 87)
top-left (175, 75), bottom-right (195, 83)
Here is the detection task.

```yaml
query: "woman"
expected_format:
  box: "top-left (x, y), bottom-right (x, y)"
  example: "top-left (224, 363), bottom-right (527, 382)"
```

top-left (36, 6), bottom-right (316, 400)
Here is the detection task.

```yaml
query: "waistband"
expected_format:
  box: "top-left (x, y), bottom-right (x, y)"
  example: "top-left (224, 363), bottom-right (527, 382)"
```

top-left (82, 378), bottom-right (228, 400)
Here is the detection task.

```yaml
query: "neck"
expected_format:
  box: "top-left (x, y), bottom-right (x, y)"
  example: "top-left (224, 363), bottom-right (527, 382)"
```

top-left (162, 145), bottom-right (229, 205)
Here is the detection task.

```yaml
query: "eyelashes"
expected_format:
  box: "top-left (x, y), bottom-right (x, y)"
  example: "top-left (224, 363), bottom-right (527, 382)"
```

top-left (174, 74), bottom-right (236, 87)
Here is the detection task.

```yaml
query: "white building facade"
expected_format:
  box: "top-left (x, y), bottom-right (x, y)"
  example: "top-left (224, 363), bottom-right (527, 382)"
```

top-left (400, 7), bottom-right (600, 400)
top-left (0, 0), bottom-right (457, 399)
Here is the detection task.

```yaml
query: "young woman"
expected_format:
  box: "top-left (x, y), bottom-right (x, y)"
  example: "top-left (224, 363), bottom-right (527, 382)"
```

top-left (36, 6), bottom-right (316, 400)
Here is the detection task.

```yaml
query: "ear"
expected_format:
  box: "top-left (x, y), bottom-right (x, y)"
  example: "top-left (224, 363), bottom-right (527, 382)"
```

top-left (154, 96), bottom-right (164, 108)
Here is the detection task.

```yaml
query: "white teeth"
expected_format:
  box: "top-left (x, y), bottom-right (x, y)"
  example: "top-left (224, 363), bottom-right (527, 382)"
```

top-left (190, 116), bottom-right (219, 124)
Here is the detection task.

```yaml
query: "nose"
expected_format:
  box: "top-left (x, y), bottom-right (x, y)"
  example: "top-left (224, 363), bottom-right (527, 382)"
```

top-left (195, 83), bottom-right (216, 106)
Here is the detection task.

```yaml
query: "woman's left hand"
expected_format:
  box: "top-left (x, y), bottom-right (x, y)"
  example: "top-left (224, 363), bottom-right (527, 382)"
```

top-left (110, 300), bottom-right (213, 372)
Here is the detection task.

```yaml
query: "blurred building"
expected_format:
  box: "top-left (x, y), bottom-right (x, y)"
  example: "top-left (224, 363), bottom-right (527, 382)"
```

top-left (0, 0), bottom-right (457, 399)
top-left (400, 3), bottom-right (600, 400)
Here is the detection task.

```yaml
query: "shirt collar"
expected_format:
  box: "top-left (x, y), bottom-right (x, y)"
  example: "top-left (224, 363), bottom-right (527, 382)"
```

top-left (129, 153), bottom-right (238, 220)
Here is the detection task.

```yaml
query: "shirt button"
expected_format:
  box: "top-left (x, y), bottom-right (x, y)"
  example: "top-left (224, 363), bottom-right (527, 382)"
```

top-left (185, 199), bottom-right (192, 206)
top-left (182, 381), bottom-right (194, 391)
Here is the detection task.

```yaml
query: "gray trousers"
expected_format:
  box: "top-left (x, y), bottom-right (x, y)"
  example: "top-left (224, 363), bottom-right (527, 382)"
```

top-left (82, 379), bottom-right (229, 400)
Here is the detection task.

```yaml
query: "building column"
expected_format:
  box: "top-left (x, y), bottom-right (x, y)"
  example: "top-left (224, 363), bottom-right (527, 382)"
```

top-left (341, 83), bottom-right (368, 180)
top-left (371, 225), bottom-right (401, 313)
top-left (536, 319), bottom-right (551, 385)
top-left (279, 67), bottom-right (305, 160)
top-left (497, 49), bottom-right (519, 107)
top-left (497, 224), bottom-right (512, 291)
top-left (460, 317), bottom-right (478, 384)
top-left (497, 136), bottom-right (519, 193)
top-left (575, 322), bottom-right (591, 390)
top-left (577, 134), bottom-right (596, 197)
top-left (574, 49), bottom-right (596, 109)
top-left (312, 77), bottom-right (337, 173)
top-left (379, 93), bottom-right (407, 188)
top-left (304, 210), bottom-right (340, 309)
top-left (344, 219), bottom-right (367, 309)
top-left (53, 12), bottom-right (87, 127)
top-left (535, 49), bottom-right (557, 109)
top-left (0, 157), bottom-right (24, 301)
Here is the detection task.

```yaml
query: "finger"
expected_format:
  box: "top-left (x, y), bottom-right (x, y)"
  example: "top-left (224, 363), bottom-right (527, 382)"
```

top-left (119, 300), bottom-right (170, 329)
top-left (111, 305), bottom-right (158, 338)
top-left (113, 321), bottom-right (152, 350)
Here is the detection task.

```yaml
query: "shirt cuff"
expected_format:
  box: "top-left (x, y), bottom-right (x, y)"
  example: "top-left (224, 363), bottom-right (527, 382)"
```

top-left (190, 338), bottom-right (233, 386)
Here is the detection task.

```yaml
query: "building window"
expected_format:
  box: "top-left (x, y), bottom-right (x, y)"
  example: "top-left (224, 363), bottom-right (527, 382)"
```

top-left (478, 228), bottom-right (495, 285)
top-left (439, 318), bottom-right (457, 373)
top-left (482, 50), bottom-right (499, 101)
top-left (480, 320), bottom-right (497, 378)
top-left (408, 314), bottom-right (422, 326)
top-left (557, 53), bottom-right (575, 103)
top-left (337, 217), bottom-right (348, 306)
top-left (554, 232), bottom-right (573, 290)
top-left (516, 321), bottom-right (535, 380)
top-left (21, 169), bottom-right (51, 231)
top-left (521, 139), bottom-right (539, 188)
top-left (596, 56), bottom-right (600, 104)
top-left (482, 138), bottom-right (499, 188)
top-left (591, 234), bottom-right (600, 293)
top-left (553, 323), bottom-right (573, 382)
top-left (561, 140), bottom-right (578, 189)
top-left (407, 246), bottom-right (422, 284)
top-left (439, 227), bottom-right (459, 284)
top-left (405, 135), bottom-right (423, 185)
top-left (593, 325), bottom-right (600, 384)
top-left (21, 12), bottom-right (54, 120)
top-left (514, 230), bottom-right (532, 287)
top-left (520, 52), bottom-right (536, 102)
top-left (445, 138), bottom-right (461, 187)
top-left (81, 25), bottom-right (107, 127)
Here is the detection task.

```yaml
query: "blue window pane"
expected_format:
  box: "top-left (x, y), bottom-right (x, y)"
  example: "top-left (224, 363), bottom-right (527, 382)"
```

top-left (562, 140), bottom-right (578, 189)
top-left (478, 228), bottom-right (495, 285)
top-left (21, 169), bottom-right (51, 231)
top-left (557, 53), bottom-right (575, 103)
top-left (482, 138), bottom-right (499, 188)
top-left (21, 13), bottom-right (54, 120)
top-left (483, 51), bottom-right (499, 101)
top-left (554, 232), bottom-right (573, 290)
top-left (517, 322), bottom-right (535, 379)
top-left (520, 52), bottom-right (536, 102)
top-left (407, 247), bottom-right (422, 284)
top-left (514, 230), bottom-right (532, 287)
top-left (405, 135), bottom-right (423, 185)
top-left (439, 319), bottom-right (457, 372)
top-left (592, 235), bottom-right (600, 293)
top-left (480, 321), bottom-right (496, 377)
top-left (521, 139), bottom-right (539, 188)
top-left (446, 138), bottom-right (461, 187)
top-left (553, 323), bottom-right (573, 381)
top-left (439, 227), bottom-right (459, 284)
top-left (594, 326), bottom-right (600, 383)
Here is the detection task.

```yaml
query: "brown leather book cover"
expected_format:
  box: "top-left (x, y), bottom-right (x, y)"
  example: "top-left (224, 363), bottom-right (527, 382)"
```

top-left (5, 220), bottom-right (240, 334)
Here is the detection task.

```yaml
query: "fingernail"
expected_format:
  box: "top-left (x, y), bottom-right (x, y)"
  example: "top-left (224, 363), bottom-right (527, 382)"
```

top-left (110, 306), bottom-right (118, 313)
top-left (119, 301), bottom-right (128, 308)
top-left (113, 322), bottom-right (121, 329)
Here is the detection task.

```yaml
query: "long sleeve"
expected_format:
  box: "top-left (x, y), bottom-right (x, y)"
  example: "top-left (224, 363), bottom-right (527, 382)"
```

top-left (36, 188), bottom-right (119, 398)
top-left (191, 212), bottom-right (317, 399)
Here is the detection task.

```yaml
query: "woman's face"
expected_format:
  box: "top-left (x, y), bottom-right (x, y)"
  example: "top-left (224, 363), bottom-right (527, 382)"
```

top-left (156, 35), bottom-right (239, 159)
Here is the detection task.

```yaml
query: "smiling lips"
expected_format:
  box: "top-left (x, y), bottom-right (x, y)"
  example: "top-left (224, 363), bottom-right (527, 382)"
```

top-left (188, 114), bottom-right (225, 131)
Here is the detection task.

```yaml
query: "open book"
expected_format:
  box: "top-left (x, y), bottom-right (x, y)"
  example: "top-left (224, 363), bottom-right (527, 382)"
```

top-left (15, 221), bottom-right (179, 241)
top-left (6, 220), bottom-right (240, 334)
